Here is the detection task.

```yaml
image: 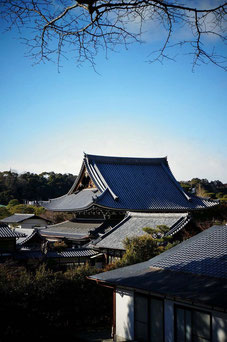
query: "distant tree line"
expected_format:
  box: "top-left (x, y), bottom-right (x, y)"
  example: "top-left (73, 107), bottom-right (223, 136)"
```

top-left (1, 172), bottom-right (226, 206)
top-left (0, 171), bottom-right (76, 205)
top-left (180, 178), bottom-right (227, 202)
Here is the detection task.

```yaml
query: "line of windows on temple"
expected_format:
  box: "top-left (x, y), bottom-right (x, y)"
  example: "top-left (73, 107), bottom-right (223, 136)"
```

top-left (134, 293), bottom-right (212, 342)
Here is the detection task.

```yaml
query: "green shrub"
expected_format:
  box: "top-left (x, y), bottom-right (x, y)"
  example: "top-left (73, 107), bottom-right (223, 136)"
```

top-left (9, 204), bottom-right (36, 214)
top-left (0, 206), bottom-right (10, 220)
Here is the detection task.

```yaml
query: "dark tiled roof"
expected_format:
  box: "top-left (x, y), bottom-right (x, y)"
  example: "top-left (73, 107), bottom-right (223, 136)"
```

top-left (1, 213), bottom-right (35, 223)
top-left (93, 212), bottom-right (190, 250)
top-left (39, 219), bottom-right (116, 240)
top-left (15, 248), bottom-right (99, 259)
top-left (47, 248), bottom-right (99, 258)
top-left (89, 225), bottom-right (227, 310)
top-left (41, 189), bottom-right (101, 211)
top-left (42, 219), bottom-right (103, 234)
top-left (16, 228), bottom-right (44, 246)
top-left (148, 225), bottom-right (227, 278)
top-left (41, 154), bottom-right (218, 212)
top-left (0, 223), bottom-right (25, 238)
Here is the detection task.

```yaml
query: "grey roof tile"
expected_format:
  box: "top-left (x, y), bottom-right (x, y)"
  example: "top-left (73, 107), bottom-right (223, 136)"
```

top-left (47, 248), bottom-right (99, 258)
top-left (15, 248), bottom-right (99, 259)
top-left (1, 213), bottom-right (35, 223)
top-left (39, 219), bottom-right (117, 240)
top-left (94, 212), bottom-right (190, 250)
top-left (0, 223), bottom-right (25, 238)
top-left (40, 189), bottom-right (101, 211)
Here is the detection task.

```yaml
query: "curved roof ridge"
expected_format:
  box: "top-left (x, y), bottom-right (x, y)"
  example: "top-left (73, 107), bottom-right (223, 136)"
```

top-left (85, 153), bottom-right (168, 165)
top-left (129, 212), bottom-right (188, 217)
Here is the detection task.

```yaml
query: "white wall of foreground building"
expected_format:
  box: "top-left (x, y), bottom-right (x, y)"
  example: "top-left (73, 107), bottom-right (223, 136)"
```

top-left (212, 311), bottom-right (227, 342)
top-left (115, 288), bottom-right (134, 341)
top-left (114, 287), bottom-right (227, 342)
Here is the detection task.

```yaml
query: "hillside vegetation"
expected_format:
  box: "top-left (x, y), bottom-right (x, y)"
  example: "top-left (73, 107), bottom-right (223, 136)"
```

top-left (0, 171), bottom-right (76, 205)
top-left (180, 178), bottom-right (227, 202)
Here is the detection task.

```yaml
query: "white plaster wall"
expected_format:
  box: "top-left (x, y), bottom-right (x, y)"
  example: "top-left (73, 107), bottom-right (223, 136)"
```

top-left (212, 311), bottom-right (227, 342)
top-left (116, 288), bottom-right (134, 341)
top-left (164, 299), bottom-right (174, 342)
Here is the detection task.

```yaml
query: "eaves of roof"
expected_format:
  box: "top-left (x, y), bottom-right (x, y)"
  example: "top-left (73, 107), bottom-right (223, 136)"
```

top-left (90, 266), bottom-right (227, 312)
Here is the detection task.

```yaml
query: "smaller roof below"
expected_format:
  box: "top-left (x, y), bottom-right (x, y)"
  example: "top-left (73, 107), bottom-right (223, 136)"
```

top-left (15, 228), bottom-right (44, 246)
top-left (15, 248), bottom-right (99, 259)
top-left (40, 218), bottom-right (119, 240)
top-left (40, 188), bottom-right (101, 211)
top-left (1, 213), bottom-right (42, 223)
top-left (47, 248), bottom-right (100, 258)
top-left (93, 212), bottom-right (190, 250)
top-left (0, 223), bottom-right (25, 238)
top-left (15, 228), bottom-right (35, 245)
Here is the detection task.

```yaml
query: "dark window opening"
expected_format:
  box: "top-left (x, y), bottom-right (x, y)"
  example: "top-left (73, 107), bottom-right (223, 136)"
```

top-left (175, 305), bottom-right (211, 342)
top-left (134, 293), bottom-right (164, 342)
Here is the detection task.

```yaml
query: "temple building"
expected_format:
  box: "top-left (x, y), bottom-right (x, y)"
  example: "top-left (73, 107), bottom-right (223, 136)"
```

top-left (41, 153), bottom-right (218, 263)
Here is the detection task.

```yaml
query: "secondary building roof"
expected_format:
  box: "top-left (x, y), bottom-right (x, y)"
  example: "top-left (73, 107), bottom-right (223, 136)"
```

top-left (92, 212), bottom-right (190, 250)
top-left (41, 154), bottom-right (217, 212)
top-left (0, 223), bottom-right (25, 238)
top-left (40, 218), bottom-right (119, 241)
top-left (89, 225), bottom-right (227, 311)
top-left (1, 213), bottom-right (48, 224)
top-left (15, 248), bottom-right (100, 260)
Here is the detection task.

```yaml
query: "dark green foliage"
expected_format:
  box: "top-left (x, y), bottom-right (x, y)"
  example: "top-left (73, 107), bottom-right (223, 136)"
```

top-left (9, 204), bottom-right (36, 214)
top-left (192, 202), bottom-right (227, 223)
top-left (122, 235), bottom-right (162, 265)
top-left (105, 227), bottom-right (178, 271)
top-left (6, 199), bottom-right (20, 208)
top-left (0, 206), bottom-right (10, 219)
top-left (179, 178), bottom-right (227, 200)
top-left (0, 262), bottom-right (112, 341)
top-left (0, 171), bottom-right (76, 204)
top-left (142, 224), bottom-right (170, 240)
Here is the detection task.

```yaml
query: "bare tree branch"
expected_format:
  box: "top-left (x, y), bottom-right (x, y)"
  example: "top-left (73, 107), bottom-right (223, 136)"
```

top-left (1, 0), bottom-right (226, 70)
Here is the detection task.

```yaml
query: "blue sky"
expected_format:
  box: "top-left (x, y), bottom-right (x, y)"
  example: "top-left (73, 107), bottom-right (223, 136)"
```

top-left (0, 23), bottom-right (226, 182)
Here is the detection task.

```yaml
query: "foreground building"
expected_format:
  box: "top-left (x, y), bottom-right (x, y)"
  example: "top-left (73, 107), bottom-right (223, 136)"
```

top-left (89, 224), bottom-right (227, 342)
